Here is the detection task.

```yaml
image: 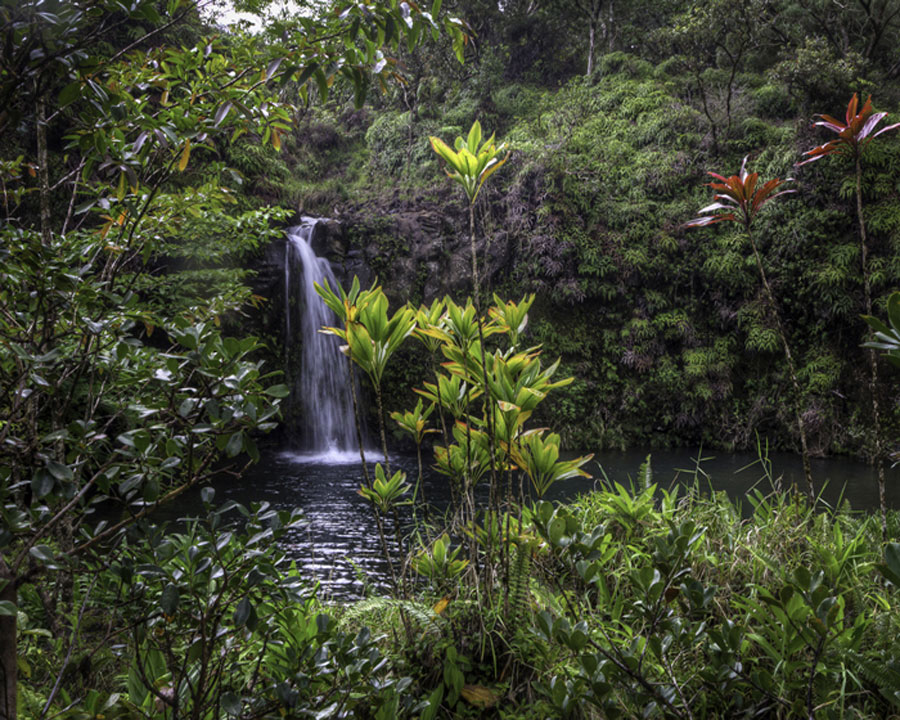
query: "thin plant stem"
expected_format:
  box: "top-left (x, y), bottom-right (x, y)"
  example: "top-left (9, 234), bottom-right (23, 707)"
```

top-left (346, 355), bottom-right (398, 594)
top-left (347, 356), bottom-right (370, 487)
top-left (469, 201), bottom-right (500, 596)
top-left (375, 383), bottom-right (390, 476)
top-left (856, 154), bottom-right (888, 536)
top-left (415, 440), bottom-right (429, 523)
top-left (745, 224), bottom-right (815, 501)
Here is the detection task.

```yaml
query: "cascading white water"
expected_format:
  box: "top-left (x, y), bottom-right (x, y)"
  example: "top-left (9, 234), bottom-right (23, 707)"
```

top-left (285, 219), bottom-right (358, 457)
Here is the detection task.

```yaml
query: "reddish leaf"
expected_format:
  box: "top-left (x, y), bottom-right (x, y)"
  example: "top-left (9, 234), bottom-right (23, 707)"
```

top-left (684, 213), bottom-right (735, 227)
top-left (686, 156), bottom-right (791, 229)
top-left (799, 94), bottom-right (899, 166)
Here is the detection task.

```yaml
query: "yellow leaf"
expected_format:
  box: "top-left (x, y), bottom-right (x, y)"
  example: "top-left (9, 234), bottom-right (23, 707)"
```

top-left (460, 685), bottom-right (498, 708)
top-left (432, 596), bottom-right (450, 615)
top-left (429, 136), bottom-right (458, 166)
top-left (272, 127), bottom-right (281, 151)
top-left (178, 139), bottom-right (191, 172)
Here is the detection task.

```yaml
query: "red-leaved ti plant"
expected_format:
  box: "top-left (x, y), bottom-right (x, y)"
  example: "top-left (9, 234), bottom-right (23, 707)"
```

top-left (686, 156), bottom-right (815, 501)
top-left (798, 93), bottom-right (900, 535)
top-left (798, 93), bottom-right (900, 165)
top-left (685, 155), bottom-right (794, 228)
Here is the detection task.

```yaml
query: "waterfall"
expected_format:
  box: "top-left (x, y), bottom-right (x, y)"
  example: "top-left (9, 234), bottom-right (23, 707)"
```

top-left (285, 219), bottom-right (359, 458)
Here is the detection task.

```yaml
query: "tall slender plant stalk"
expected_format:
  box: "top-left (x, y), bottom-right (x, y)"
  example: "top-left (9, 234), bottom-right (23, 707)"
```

top-left (745, 226), bottom-right (815, 501)
top-left (798, 94), bottom-right (898, 533)
top-left (347, 356), bottom-right (371, 488)
top-left (36, 88), bottom-right (52, 248)
top-left (855, 156), bottom-right (888, 535)
top-left (346, 353), bottom-right (399, 594)
top-left (686, 157), bottom-right (814, 500)
top-left (375, 384), bottom-right (391, 476)
top-left (469, 202), bottom-right (502, 594)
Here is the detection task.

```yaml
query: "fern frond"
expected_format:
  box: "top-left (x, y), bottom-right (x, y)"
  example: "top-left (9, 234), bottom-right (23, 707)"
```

top-left (842, 649), bottom-right (900, 708)
top-left (507, 540), bottom-right (535, 629)
top-left (340, 597), bottom-right (445, 638)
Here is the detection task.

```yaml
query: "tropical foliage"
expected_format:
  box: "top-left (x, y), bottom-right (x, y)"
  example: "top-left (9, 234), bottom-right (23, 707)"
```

top-left (0, 0), bottom-right (466, 716)
top-left (6, 0), bottom-right (900, 718)
top-left (798, 93), bottom-right (900, 165)
top-left (686, 157), bottom-right (814, 499)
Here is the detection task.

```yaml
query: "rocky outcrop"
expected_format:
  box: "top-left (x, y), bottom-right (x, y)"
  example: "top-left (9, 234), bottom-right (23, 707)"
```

top-left (304, 190), bottom-right (515, 305)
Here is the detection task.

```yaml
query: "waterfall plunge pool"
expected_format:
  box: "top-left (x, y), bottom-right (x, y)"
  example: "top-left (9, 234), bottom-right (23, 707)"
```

top-left (146, 444), bottom-right (897, 599)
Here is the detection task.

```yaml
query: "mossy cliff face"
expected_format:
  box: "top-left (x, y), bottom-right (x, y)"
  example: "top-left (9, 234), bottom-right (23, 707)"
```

top-left (252, 57), bottom-right (900, 456)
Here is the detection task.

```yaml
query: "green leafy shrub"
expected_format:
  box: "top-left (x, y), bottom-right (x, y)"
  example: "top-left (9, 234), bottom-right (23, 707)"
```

top-left (531, 478), bottom-right (900, 718)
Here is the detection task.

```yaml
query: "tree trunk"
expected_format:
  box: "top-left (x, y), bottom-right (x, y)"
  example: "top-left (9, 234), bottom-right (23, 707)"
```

top-left (607, 0), bottom-right (615, 51)
top-left (0, 558), bottom-right (16, 720)
top-left (36, 91), bottom-right (52, 247)
top-left (402, 84), bottom-right (414, 184)
top-left (586, 23), bottom-right (596, 75)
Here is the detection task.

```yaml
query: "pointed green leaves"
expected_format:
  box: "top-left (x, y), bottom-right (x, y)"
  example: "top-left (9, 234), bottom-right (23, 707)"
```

top-left (391, 398), bottom-right (436, 444)
top-left (358, 463), bottom-right (411, 513)
top-left (429, 120), bottom-right (509, 204)
top-left (315, 278), bottom-right (415, 384)
top-left (863, 292), bottom-right (900, 369)
top-left (467, 120), bottom-right (482, 152)
top-left (510, 430), bottom-right (592, 498)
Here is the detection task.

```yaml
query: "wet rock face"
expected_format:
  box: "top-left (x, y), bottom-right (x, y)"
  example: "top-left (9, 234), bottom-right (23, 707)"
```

top-left (250, 234), bottom-right (290, 342)
top-left (244, 203), bottom-right (516, 443)
top-left (309, 219), bottom-right (346, 259)
top-left (246, 194), bottom-right (516, 374)
top-left (323, 199), bottom-right (514, 305)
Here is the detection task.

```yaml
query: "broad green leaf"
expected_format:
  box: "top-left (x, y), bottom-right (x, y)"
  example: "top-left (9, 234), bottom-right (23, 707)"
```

top-left (160, 583), bottom-right (179, 615)
top-left (31, 470), bottom-right (54, 499)
top-left (29, 545), bottom-right (56, 563)
top-left (47, 461), bottom-right (73, 482)
top-left (221, 692), bottom-right (242, 715)
top-left (213, 101), bottom-right (232, 127)
top-left (225, 431), bottom-right (243, 457)
top-left (264, 384), bottom-right (290, 398)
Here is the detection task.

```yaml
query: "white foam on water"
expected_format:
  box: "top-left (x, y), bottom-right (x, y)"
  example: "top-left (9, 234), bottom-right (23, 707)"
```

top-left (279, 448), bottom-right (384, 465)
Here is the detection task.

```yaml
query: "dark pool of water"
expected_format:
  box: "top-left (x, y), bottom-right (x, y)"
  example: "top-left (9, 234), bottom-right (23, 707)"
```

top-left (147, 445), bottom-right (898, 599)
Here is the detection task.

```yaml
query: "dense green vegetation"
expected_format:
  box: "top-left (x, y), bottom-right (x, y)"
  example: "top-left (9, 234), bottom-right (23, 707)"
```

top-left (271, 3), bottom-right (900, 460)
top-left (3, 0), bottom-right (900, 718)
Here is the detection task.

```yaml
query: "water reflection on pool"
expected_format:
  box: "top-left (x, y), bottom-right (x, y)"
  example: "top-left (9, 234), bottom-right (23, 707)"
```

top-left (157, 446), bottom-right (899, 599)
